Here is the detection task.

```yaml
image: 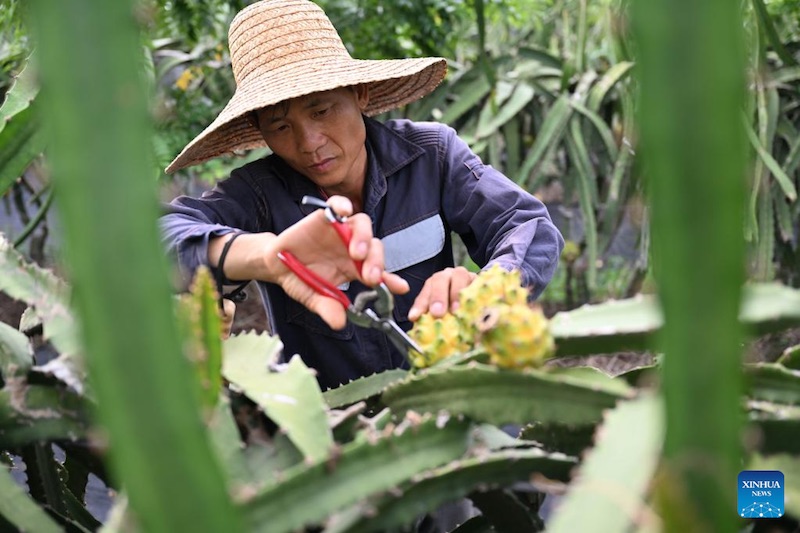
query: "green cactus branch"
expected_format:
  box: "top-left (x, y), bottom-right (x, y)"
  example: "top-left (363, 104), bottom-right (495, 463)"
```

top-left (0, 458), bottom-right (61, 533)
top-left (241, 416), bottom-right (473, 533)
top-left (550, 282), bottom-right (800, 357)
top-left (207, 396), bottom-right (254, 494)
top-left (177, 267), bottom-right (224, 413)
top-left (0, 235), bottom-right (80, 360)
top-left (323, 369), bottom-right (408, 409)
top-left (326, 447), bottom-right (575, 533)
top-left (20, 443), bottom-right (68, 518)
top-left (546, 394), bottom-right (664, 533)
top-left (778, 344), bottom-right (800, 369)
top-left (382, 364), bottom-right (631, 426)
top-left (0, 62), bottom-right (45, 197)
top-left (744, 363), bottom-right (800, 405)
top-left (550, 294), bottom-right (660, 357)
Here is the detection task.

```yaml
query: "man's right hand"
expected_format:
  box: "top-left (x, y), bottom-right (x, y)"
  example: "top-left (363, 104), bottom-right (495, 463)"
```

top-left (208, 195), bottom-right (409, 330)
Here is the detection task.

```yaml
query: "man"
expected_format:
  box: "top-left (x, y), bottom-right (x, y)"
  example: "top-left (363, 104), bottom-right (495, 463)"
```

top-left (161, 0), bottom-right (563, 391)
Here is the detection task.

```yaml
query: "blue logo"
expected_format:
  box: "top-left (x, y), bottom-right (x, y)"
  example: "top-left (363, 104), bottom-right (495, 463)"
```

top-left (738, 470), bottom-right (784, 518)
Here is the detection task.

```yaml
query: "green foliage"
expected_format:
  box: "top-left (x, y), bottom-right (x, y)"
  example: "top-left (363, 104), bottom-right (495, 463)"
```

top-left (326, 447), bottom-right (573, 533)
top-left (147, 0), bottom-right (243, 47)
top-left (0, 0), bottom-right (31, 94)
top-left (319, 0), bottom-right (470, 60)
top-left (1, 243), bottom-right (800, 529)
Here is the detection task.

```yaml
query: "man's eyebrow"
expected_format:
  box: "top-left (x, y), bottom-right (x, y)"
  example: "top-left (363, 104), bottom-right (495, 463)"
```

top-left (302, 96), bottom-right (331, 109)
top-left (263, 114), bottom-right (285, 125)
top-left (261, 97), bottom-right (329, 124)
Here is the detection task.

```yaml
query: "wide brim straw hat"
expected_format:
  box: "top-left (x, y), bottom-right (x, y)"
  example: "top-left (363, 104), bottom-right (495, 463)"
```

top-left (165, 0), bottom-right (448, 173)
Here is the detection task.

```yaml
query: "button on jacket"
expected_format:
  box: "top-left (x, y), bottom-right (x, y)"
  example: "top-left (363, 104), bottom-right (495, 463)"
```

top-left (160, 116), bottom-right (564, 390)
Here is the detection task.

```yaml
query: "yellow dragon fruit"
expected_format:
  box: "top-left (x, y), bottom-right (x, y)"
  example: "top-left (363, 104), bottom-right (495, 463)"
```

top-left (408, 312), bottom-right (469, 368)
top-left (408, 264), bottom-right (555, 370)
top-left (475, 303), bottom-right (555, 369)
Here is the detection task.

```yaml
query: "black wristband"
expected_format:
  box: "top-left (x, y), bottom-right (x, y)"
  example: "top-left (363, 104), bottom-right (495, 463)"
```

top-left (216, 231), bottom-right (246, 309)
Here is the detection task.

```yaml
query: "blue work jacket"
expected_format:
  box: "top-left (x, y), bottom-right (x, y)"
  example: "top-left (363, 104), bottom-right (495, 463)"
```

top-left (161, 117), bottom-right (563, 390)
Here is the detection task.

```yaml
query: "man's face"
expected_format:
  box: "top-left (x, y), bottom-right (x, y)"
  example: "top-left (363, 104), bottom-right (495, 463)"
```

top-left (255, 86), bottom-right (370, 194)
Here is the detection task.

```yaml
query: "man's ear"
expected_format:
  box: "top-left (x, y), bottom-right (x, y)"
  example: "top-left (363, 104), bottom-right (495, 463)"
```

top-left (354, 84), bottom-right (370, 111)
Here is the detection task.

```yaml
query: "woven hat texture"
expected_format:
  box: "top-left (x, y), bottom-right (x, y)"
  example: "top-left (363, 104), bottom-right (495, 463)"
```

top-left (166, 0), bottom-right (448, 173)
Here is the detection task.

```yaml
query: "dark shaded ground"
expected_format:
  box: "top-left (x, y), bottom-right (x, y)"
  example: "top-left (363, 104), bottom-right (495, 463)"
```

top-left (0, 292), bottom-right (26, 330)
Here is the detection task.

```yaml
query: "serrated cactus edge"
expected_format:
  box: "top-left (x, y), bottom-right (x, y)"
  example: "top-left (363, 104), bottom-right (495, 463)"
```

top-left (382, 363), bottom-right (631, 427)
top-left (241, 415), bottom-right (473, 533)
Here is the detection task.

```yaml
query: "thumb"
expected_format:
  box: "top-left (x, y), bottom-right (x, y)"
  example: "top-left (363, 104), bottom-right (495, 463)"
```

top-left (308, 296), bottom-right (348, 331)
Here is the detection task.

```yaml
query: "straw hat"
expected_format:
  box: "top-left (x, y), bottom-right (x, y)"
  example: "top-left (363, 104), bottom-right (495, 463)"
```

top-left (165, 0), bottom-right (448, 173)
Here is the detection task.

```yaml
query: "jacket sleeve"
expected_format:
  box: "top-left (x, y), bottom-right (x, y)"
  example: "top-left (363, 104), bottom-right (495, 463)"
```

top-left (159, 168), bottom-right (270, 286)
top-left (439, 126), bottom-right (564, 299)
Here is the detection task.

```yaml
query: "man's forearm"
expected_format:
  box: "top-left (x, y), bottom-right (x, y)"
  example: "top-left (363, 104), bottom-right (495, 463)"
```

top-left (208, 231), bottom-right (281, 284)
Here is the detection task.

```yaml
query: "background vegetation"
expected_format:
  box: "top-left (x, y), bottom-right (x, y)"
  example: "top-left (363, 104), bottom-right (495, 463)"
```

top-left (1, 0), bottom-right (799, 532)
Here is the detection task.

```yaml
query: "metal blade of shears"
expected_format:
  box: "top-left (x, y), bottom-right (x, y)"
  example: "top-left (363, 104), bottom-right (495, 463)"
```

top-left (360, 308), bottom-right (423, 355)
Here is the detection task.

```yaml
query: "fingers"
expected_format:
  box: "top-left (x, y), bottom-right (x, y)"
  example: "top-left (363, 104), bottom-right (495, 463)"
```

top-left (327, 195), bottom-right (370, 263)
top-left (220, 298), bottom-right (236, 339)
top-left (408, 267), bottom-right (477, 321)
top-left (308, 295), bottom-right (348, 330)
top-left (382, 271), bottom-right (410, 295)
top-left (449, 268), bottom-right (478, 312)
top-left (325, 195), bottom-right (354, 218)
top-left (327, 196), bottom-right (386, 287)
top-left (274, 194), bottom-right (411, 328)
top-left (347, 213), bottom-right (373, 264)
top-left (360, 235), bottom-right (387, 286)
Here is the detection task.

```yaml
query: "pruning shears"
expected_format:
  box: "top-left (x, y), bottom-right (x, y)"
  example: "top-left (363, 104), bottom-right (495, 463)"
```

top-left (277, 196), bottom-right (422, 356)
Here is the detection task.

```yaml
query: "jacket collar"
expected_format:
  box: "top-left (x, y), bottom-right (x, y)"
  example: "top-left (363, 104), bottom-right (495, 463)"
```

top-left (362, 117), bottom-right (426, 214)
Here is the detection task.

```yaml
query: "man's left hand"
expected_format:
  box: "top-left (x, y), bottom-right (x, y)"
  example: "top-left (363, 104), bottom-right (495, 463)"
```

top-left (407, 266), bottom-right (477, 321)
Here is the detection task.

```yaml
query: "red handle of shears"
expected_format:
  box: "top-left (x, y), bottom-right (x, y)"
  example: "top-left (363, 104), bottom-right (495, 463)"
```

top-left (327, 216), bottom-right (364, 275)
top-left (277, 251), bottom-right (351, 309)
top-left (301, 195), bottom-right (364, 276)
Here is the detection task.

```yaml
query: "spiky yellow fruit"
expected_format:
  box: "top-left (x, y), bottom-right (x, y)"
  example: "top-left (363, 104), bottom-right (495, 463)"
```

top-left (408, 312), bottom-right (469, 368)
top-left (407, 265), bottom-right (553, 371)
top-left (454, 264), bottom-right (530, 336)
top-left (475, 304), bottom-right (554, 369)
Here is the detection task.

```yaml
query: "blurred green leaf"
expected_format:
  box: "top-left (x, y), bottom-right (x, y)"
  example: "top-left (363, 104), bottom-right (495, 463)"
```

top-left (475, 82), bottom-right (535, 140)
top-left (515, 94), bottom-right (572, 186)
top-left (744, 118), bottom-right (798, 201)
top-left (30, 0), bottom-right (243, 529)
top-left (0, 105), bottom-right (45, 197)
